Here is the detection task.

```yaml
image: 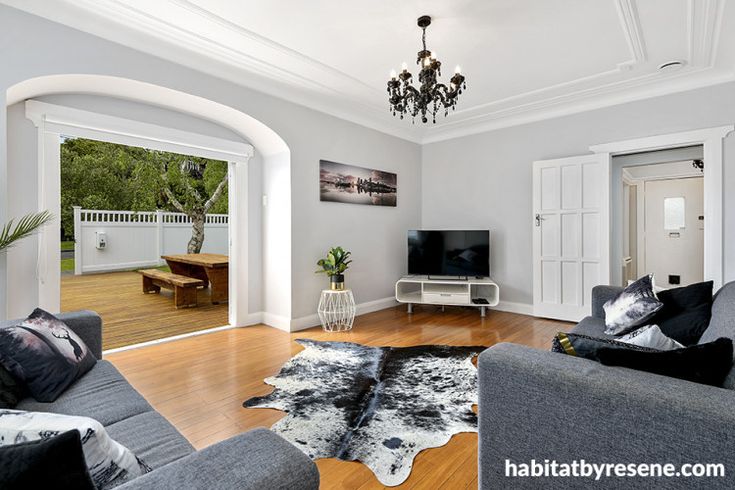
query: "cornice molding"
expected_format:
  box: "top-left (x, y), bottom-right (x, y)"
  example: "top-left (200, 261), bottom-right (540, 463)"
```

top-left (2, 0), bottom-right (731, 146)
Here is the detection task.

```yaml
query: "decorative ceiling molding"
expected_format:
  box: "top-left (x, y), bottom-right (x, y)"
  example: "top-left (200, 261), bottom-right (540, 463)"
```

top-left (2, 0), bottom-right (733, 145)
top-left (615, 0), bottom-right (647, 67)
top-left (688, 0), bottom-right (726, 67)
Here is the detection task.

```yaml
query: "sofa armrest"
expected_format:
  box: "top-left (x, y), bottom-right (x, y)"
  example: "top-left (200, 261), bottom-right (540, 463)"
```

top-left (590, 285), bottom-right (622, 319)
top-left (117, 429), bottom-right (319, 490)
top-left (57, 310), bottom-right (103, 359)
top-left (478, 343), bottom-right (735, 489)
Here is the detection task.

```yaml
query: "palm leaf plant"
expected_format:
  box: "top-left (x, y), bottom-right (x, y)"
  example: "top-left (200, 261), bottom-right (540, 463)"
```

top-left (0, 211), bottom-right (54, 252)
top-left (316, 246), bottom-right (352, 290)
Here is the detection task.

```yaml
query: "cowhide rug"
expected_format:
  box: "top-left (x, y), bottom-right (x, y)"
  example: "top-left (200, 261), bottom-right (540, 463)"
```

top-left (243, 339), bottom-right (484, 486)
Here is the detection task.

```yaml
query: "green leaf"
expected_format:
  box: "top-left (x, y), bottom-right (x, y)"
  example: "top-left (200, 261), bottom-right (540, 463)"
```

top-left (0, 211), bottom-right (54, 251)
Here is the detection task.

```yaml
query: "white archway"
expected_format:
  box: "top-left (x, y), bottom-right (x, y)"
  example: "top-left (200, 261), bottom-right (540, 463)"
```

top-left (6, 74), bottom-right (292, 327)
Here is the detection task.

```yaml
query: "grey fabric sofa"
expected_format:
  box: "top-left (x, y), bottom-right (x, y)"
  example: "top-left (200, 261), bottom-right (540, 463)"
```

top-left (478, 282), bottom-right (735, 489)
top-left (2, 310), bottom-right (319, 489)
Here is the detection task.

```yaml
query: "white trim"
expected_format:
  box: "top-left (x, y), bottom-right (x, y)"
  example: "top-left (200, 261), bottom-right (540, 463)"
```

top-left (262, 312), bottom-right (292, 332)
top-left (102, 309), bottom-right (264, 354)
top-left (25, 99), bottom-right (254, 326)
top-left (289, 296), bottom-right (399, 333)
top-left (590, 125), bottom-right (734, 290)
top-left (103, 324), bottom-right (235, 355)
top-left (5, 1), bottom-right (732, 146)
top-left (493, 301), bottom-right (534, 316)
top-left (25, 101), bottom-right (253, 162)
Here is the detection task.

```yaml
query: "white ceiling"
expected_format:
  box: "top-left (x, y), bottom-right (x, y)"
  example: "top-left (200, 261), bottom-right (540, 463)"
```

top-left (623, 160), bottom-right (703, 180)
top-left (4, 0), bottom-right (735, 143)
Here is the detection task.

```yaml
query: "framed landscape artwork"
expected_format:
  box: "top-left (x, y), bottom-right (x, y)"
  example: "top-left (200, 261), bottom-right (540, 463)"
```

top-left (319, 160), bottom-right (397, 207)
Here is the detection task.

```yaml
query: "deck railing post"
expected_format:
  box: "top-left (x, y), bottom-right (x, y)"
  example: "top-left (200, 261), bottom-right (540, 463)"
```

top-left (73, 206), bottom-right (82, 275)
top-left (156, 209), bottom-right (165, 265)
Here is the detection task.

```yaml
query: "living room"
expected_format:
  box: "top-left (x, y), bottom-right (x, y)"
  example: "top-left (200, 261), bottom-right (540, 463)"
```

top-left (1, 1), bottom-right (734, 489)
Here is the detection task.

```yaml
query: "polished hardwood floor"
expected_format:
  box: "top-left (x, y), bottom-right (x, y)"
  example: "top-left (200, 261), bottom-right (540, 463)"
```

top-left (106, 304), bottom-right (570, 489)
top-left (62, 271), bottom-right (229, 349)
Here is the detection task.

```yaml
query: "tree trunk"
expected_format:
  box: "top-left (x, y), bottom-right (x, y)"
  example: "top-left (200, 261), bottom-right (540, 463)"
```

top-left (187, 214), bottom-right (205, 253)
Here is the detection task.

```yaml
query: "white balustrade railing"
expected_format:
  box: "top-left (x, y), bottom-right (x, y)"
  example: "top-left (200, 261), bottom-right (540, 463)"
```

top-left (72, 207), bottom-right (228, 275)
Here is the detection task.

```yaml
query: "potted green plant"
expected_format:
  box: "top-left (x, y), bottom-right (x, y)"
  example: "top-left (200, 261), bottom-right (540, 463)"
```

top-left (316, 246), bottom-right (352, 290)
top-left (0, 211), bottom-right (54, 252)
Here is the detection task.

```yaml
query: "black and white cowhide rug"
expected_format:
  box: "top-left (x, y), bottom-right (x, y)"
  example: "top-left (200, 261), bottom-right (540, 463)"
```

top-left (243, 339), bottom-right (484, 486)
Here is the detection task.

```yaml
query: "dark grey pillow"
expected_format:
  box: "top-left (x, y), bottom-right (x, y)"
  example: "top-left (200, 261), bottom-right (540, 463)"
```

top-left (0, 366), bottom-right (24, 409)
top-left (0, 430), bottom-right (95, 490)
top-left (0, 309), bottom-right (96, 402)
top-left (551, 332), bottom-right (657, 360)
top-left (603, 274), bottom-right (663, 335)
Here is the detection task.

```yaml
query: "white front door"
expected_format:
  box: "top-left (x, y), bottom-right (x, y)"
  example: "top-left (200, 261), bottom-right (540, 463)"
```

top-left (533, 154), bottom-right (610, 321)
top-left (644, 177), bottom-right (704, 287)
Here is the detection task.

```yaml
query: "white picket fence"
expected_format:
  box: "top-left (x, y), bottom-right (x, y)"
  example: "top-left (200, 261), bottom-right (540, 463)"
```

top-left (72, 207), bottom-right (228, 275)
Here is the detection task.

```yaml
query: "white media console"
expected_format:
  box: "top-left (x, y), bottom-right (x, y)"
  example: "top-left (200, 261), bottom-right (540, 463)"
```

top-left (394, 276), bottom-right (500, 317)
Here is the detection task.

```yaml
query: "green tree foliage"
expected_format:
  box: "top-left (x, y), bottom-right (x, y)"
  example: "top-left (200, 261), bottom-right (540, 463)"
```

top-left (61, 138), bottom-right (228, 252)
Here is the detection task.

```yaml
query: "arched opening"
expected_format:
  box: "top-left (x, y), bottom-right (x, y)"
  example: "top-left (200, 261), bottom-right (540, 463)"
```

top-left (5, 74), bottom-right (292, 331)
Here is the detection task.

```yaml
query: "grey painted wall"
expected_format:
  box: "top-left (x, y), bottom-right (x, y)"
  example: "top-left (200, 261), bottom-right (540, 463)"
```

top-left (0, 5), bottom-right (422, 321)
top-left (422, 82), bottom-right (735, 306)
top-left (5, 94), bottom-right (264, 318)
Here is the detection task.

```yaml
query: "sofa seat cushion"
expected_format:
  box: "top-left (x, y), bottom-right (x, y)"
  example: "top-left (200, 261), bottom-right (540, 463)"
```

top-left (106, 411), bottom-right (194, 470)
top-left (16, 360), bottom-right (152, 426)
top-left (571, 316), bottom-right (614, 339)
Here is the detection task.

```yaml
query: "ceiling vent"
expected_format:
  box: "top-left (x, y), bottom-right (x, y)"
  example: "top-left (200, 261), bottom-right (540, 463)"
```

top-left (658, 60), bottom-right (686, 72)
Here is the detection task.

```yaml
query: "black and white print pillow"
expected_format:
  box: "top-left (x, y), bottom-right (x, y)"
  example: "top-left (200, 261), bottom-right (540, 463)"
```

top-left (603, 274), bottom-right (663, 336)
top-left (0, 410), bottom-right (150, 489)
top-left (0, 308), bottom-right (96, 402)
top-left (617, 324), bottom-right (684, 351)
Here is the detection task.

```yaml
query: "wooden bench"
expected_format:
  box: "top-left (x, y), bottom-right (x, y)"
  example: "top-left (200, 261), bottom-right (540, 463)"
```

top-left (138, 269), bottom-right (204, 308)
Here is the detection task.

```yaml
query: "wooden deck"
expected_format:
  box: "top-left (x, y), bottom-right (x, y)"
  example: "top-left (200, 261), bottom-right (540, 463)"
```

top-left (106, 305), bottom-right (571, 489)
top-left (62, 271), bottom-right (228, 350)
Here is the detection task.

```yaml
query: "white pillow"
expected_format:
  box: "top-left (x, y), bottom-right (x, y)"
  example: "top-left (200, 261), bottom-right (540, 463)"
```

top-left (617, 324), bottom-right (684, 351)
top-left (0, 410), bottom-right (149, 488)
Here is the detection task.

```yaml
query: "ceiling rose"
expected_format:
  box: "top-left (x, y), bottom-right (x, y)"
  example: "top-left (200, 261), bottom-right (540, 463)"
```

top-left (387, 15), bottom-right (466, 124)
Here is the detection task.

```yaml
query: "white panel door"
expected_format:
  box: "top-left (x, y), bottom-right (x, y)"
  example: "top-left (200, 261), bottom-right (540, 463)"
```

top-left (644, 177), bottom-right (704, 287)
top-left (533, 154), bottom-right (610, 321)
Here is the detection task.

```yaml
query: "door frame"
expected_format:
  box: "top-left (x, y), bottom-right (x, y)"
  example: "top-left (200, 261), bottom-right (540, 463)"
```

top-left (590, 126), bottom-right (733, 291)
top-left (24, 100), bottom-right (253, 326)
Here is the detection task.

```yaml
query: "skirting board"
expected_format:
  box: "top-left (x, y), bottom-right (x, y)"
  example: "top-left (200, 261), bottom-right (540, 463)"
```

top-left (289, 296), bottom-right (399, 332)
top-left (493, 300), bottom-right (534, 316)
top-left (249, 298), bottom-right (533, 333)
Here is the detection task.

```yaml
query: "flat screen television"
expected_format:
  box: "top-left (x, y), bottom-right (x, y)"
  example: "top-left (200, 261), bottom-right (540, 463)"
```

top-left (408, 230), bottom-right (490, 278)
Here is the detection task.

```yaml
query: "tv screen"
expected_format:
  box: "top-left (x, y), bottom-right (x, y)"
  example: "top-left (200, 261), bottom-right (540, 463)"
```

top-left (408, 230), bottom-right (490, 277)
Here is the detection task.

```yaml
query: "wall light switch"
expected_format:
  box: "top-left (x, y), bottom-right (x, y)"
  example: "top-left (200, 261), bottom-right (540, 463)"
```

top-left (262, 195), bottom-right (268, 207)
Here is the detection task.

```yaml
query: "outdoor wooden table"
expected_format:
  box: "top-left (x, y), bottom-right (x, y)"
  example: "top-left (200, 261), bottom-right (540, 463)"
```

top-left (161, 253), bottom-right (229, 304)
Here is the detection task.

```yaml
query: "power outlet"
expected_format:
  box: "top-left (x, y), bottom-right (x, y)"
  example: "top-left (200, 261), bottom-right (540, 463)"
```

top-left (668, 275), bottom-right (681, 285)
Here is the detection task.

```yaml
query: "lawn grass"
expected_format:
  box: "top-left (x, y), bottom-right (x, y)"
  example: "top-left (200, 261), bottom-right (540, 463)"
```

top-left (61, 240), bottom-right (75, 251)
top-left (61, 258), bottom-right (75, 272)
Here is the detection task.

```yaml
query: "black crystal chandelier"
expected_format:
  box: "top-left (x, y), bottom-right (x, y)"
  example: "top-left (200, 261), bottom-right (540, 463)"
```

top-left (387, 15), bottom-right (466, 124)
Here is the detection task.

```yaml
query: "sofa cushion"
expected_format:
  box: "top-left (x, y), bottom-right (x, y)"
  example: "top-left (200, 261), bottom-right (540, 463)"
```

top-left (653, 281), bottom-right (713, 345)
top-left (0, 309), bottom-right (97, 402)
top-left (699, 281), bottom-right (735, 389)
top-left (0, 409), bottom-right (150, 489)
top-left (571, 316), bottom-right (612, 339)
top-left (0, 430), bottom-right (95, 490)
top-left (16, 360), bottom-right (152, 426)
top-left (602, 274), bottom-right (663, 335)
top-left (597, 338), bottom-right (733, 387)
top-left (106, 411), bottom-right (194, 470)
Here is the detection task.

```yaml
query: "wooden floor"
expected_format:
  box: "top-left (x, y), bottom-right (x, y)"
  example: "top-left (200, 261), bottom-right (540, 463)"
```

top-left (106, 304), bottom-right (570, 489)
top-left (62, 271), bottom-right (228, 350)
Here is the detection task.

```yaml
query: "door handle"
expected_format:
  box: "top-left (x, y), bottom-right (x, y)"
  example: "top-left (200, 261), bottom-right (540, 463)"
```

top-left (535, 214), bottom-right (545, 227)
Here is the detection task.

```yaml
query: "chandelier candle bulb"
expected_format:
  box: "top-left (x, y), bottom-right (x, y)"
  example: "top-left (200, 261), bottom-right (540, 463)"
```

top-left (390, 69), bottom-right (397, 80)
top-left (455, 65), bottom-right (461, 74)
top-left (387, 15), bottom-right (467, 124)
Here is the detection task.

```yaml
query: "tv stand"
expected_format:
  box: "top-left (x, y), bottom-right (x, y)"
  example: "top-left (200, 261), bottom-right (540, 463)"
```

top-left (395, 276), bottom-right (499, 317)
